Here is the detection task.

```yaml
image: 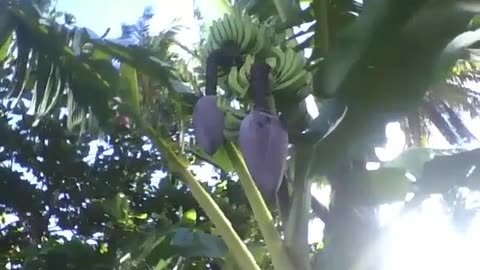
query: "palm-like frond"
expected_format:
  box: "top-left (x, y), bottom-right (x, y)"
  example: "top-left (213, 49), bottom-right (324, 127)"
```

top-left (414, 58), bottom-right (480, 146)
top-left (0, 4), bottom-right (178, 135)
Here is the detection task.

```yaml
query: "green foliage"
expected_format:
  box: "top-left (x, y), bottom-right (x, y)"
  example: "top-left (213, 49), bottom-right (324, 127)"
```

top-left (383, 147), bottom-right (437, 178)
top-left (170, 228), bottom-right (227, 258)
top-left (0, 105), bottom-right (261, 269)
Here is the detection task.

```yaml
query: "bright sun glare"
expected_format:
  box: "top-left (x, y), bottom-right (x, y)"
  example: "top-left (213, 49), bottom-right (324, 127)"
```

top-left (375, 119), bottom-right (480, 270)
top-left (310, 120), bottom-right (480, 270)
top-left (380, 197), bottom-right (480, 270)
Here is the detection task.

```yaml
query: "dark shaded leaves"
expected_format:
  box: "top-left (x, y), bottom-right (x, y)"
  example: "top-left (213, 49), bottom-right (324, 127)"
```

top-left (170, 228), bottom-right (228, 259)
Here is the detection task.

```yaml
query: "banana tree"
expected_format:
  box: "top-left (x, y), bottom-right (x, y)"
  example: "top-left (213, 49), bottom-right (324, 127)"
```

top-left (1, 0), bottom-right (480, 270)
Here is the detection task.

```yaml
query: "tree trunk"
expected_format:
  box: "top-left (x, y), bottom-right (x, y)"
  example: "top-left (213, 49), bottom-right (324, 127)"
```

top-left (322, 161), bottom-right (380, 270)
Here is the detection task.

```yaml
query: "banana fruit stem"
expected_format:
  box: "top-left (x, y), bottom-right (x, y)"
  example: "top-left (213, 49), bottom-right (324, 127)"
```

top-left (251, 61), bottom-right (272, 112)
top-left (225, 142), bottom-right (295, 270)
top-left (140, 121), bottom-right (260, 270)
top-left (206, 52), bottom-right (219, 95)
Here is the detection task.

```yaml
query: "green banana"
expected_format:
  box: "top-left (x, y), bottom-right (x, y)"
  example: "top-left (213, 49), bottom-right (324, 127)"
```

top-left (222, 14), bottom-right (233, 41)
top-left (223, 109), bottom-right (246, 141)
top-left (279, 48), bottom-right (299, 83)
top-left (271, 47), bottom-right (286, 77)
top-left (227, 66), bottom-right (248, 97)
top-left (273, 70), bottom-right (311, 94)
top-left (237, 64), bottom-right (250, 89)
top-left (226, 14), bottom-right (238, 42)
top-left (233, 12), bottom-right (247, 51)
top-left (240, 17), bottom-right (253, 51)
top-left (212, 20), bottom-right (225, 47)
top-left (218, 16), bottom-right (230, 42)
top-left (204, 10), bottom-right (270, 56)
top-left (250, 25), bottom-right (266, 54)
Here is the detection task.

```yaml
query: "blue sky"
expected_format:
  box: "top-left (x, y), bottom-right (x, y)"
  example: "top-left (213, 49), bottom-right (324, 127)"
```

top-left (56, 0), bottom-right (157, 36)
top-left (55, 0), bottom-right (197, 42)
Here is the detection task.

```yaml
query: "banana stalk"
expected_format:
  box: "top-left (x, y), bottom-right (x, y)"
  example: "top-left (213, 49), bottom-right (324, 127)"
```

top-left (225, 142), bottom-right (295, 270)
top-left (136, 118), bottom-right (261, 270)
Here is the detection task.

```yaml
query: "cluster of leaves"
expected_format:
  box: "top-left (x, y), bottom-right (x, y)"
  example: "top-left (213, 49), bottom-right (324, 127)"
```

top-left (0, 5), bottom-right (262, 264)
top-left (0, 100), bottom-right (263, 269)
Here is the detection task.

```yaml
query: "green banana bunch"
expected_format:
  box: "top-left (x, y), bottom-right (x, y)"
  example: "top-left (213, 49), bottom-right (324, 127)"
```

top-left (224, 47), bottom-right (312, 101)
top-left (197, 8), bottom-right (312, 143)
top-left (269, 46), bottom-right (311, 96)
top-left (224, 54), bottom-right (256, 97)
top-left (202, 9), bottom-right (277, 60)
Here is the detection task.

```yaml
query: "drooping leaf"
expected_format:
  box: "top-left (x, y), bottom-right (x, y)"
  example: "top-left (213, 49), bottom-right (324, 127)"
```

top-left (418, 148), bottom-right (480, 193)
top-left (68, 57), bottom-right (118, 127)
top-left (7, 23), bottom-right (33, 103)
top-left (357, 168), bottom-right (412, 205)
top-left (298, 97), bottom-right (347, 143)
top-left (421, 98), bottom-right (458, 144)
top-left (383, 147), bottom-right (437, 179)
top-left (315, 0), bottom-right (430, 98)
top-left (119, 63), bottom-right (141, 114)
top-left (28, 53), bottom-right (53, 114)
top-left (93, 40), bottom-right (173, 82)
top-left (66, 90), bottom-right (85, 130)
top-left (170, 228), bottom-right (228, 259)
top-left (34, 67), bottom-right (65, 121)
top-left (432, 27), bottom-right (480, 84)
top-left (441, 101), bottom-right (478, 142)
top-left (8, 6), bottom-right (119, 133)
top-left (309, 1), bottom-right (477, 181)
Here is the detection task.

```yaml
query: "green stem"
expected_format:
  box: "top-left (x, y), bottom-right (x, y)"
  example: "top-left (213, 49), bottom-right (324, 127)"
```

top-left (314, 0), bottom-right (329, 57)
top-left (225, 142), bottom-right (295, 270)
top-left (285, 145), bottom-right (313, 270)
top-left (140, 122), bottom-right (260, 270)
